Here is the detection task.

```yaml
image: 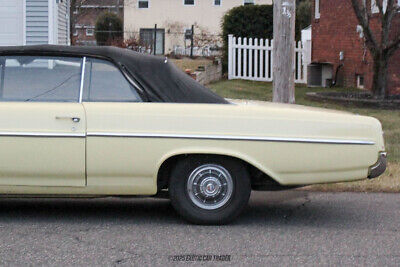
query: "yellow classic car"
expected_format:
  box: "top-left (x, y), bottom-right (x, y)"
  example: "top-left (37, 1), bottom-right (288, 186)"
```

top-left (0, 46), bottom-right (386, 224)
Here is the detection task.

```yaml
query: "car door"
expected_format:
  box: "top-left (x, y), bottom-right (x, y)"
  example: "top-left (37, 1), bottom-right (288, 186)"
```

top-left (81, 58), bottom-right (154, 193)
top-left (0, 55), bottom-right (86, 187)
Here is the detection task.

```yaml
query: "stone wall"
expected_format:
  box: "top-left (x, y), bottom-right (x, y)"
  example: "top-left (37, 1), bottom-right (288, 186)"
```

top-left (193, 59), bottom-right (223, 85)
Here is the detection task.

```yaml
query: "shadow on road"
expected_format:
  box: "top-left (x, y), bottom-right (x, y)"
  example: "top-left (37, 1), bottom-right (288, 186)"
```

top-left (0, 191), bottom-right (363, 228)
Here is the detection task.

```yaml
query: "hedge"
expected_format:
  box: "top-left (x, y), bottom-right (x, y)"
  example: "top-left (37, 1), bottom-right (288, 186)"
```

top-left (221, 5), bottom-right (273, 72)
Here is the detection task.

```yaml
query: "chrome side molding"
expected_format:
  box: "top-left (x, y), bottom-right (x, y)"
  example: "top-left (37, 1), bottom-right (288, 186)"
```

top-left (0, 131), bottom-right (376, 145)
top-left (86, 132), bottom-right (376, 145)
top-left (0, 132), bottom-right (85, 137)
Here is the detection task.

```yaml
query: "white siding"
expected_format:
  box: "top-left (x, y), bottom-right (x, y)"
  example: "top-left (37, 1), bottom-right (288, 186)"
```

top-left (0, 0), bottom-right (24, 46)
top-left (57, 0), bottom-right (69, 45)
top-left (26, 0), bottom-right (49, 45)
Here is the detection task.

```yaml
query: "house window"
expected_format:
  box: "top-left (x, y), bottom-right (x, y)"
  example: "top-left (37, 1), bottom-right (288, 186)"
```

top-left (138, 0), bottom-right (149, 8)
top-left (73, 29), bottom-right (78, 36)
top-left (357, 75), bottom-right (364, 89)
top-left (244, 0), bottom-right (254, 5)
top-left (315, 0), bottom-right (320, 19)
top-left (86, 28), bottom-right (94, 36)
top-left (184, 0), bottom-right (195, 5)
top-left (214, 0), bottom-right (221, 6)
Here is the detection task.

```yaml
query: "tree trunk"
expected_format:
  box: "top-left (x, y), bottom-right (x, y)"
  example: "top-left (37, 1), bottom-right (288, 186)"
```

top-left (372, 53), bottom-right (389, 99)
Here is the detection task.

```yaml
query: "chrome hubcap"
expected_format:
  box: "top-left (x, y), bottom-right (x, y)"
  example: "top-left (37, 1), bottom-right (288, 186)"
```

top-left (187, 164), bottom-right (233, 210)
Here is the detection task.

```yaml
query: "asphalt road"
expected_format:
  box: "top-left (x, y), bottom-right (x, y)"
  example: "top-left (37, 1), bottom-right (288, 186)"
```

top-left (0, 191), bottom-right (398, 266)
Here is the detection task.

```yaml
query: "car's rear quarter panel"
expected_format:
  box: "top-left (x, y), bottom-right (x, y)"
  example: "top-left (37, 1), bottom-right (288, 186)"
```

top-left (83, 102), bottom-right (384, 195)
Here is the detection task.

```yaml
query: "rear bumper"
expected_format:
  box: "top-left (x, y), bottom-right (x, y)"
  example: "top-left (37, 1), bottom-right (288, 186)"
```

top-left (368, 152), bottom-right (387, 179)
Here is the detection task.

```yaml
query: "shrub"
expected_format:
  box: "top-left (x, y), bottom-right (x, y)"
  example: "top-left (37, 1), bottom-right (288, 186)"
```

top-left (95, 12), bottom-right (123, 46)
top-left (221, 4), bottom-right (273, 72)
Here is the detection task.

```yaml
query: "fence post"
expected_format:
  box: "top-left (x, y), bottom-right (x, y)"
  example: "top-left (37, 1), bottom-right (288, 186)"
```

top-left (259, 38), bottom-right (264, 79)
top-left (297, 41), bottom-right (302, 82)
top-left (248, 37), bottom-right (253, 79)
top-left (228, 34), bottom-right (233, 80)
top-left (266, 39), bottom-right (270, 79)
top-left (232, 36), bottom-right (236, 78)
top-left (153, 24), bottom-right (157, 55)
top-left (237, 37), bottom-right (242, 78)
top-left (243, 37), bottom-right (247, 77)
top-left (190, 25), bottom-right (194, 58)
top-left (254, 38), bottom-right (258, 79)
top-left (227, 34), bottom-right (307, 83)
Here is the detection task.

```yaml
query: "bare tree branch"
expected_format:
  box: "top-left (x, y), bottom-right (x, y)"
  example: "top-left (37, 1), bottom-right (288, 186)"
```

top-left (383, 0), bottom-right (400, 54)
top-left (386, 34), bottom-right (400, 56)
top-left (350, 0), bottom-right (379, 54)
top-left (376, 0), bottom-right (384, 16)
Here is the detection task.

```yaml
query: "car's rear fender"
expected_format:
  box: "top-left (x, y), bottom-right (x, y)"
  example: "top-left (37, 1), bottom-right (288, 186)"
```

top-left (155, 147), bottom-right (289, 187)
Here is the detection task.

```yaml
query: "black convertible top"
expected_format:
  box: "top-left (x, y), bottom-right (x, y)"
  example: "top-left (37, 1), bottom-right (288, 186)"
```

top-left (0, 45), bottom-right (228, 104)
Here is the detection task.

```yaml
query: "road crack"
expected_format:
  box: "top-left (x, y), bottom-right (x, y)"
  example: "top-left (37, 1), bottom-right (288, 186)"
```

top-left (283, 194), bottom-right (311, 222)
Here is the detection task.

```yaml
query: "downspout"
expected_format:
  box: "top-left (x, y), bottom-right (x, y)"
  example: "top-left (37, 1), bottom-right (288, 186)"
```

top-left (330, 63), bottom-right (343, 87)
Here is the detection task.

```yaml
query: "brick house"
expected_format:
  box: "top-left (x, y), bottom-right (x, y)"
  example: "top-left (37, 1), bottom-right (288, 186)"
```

top-left (311, 0), bottom-right (400, 95)
top-left (72, 0), bottom-right (123, 45)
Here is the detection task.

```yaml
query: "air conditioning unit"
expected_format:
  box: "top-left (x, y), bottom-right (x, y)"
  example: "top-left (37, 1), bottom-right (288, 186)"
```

top-left (307, 63), bottom-right (333, 88)
top-left (307, 64), bottom-right (322, 87)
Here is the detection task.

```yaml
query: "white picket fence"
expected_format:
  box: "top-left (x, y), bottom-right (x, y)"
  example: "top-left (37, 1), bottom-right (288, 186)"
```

top-left (228, 34), bottom-right (307, 83)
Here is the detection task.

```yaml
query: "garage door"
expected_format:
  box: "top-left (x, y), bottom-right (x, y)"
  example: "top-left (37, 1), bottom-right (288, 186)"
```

top-left (0, 0), bottom-right (23, 46)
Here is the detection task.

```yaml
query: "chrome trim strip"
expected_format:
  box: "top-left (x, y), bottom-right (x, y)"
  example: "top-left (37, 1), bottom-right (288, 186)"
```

top-left (0, 132), bottom-right (85, 138)
top-left (0, 131), bottom-right (376, 144)
top-left (78, 57), bottom-right (86, 103)
top-left (86, 132), bottom-right (375, 145)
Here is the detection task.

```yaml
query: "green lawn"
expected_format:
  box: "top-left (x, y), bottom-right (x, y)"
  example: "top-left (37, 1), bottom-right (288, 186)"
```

top-left (208, 79), bottom-right (400, 192)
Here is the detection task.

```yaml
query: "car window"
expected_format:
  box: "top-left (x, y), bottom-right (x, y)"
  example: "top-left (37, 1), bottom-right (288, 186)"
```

top-left (0, 56), bottom-right (82, 102)
top-left (82, 58), bottom-right (141, 102)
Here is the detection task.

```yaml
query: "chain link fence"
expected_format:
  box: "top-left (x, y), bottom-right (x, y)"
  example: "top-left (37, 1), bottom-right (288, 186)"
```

top-left (73, 29), bottom-right (223, 58)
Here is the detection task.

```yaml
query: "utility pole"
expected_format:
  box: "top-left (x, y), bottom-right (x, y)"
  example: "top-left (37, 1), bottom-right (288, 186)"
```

top-left (273, 0), bottom-right (296, 103)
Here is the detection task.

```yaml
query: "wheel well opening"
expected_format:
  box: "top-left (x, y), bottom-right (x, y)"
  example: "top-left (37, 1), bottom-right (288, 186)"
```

top-left (156, 154), bottom-right (282, 192)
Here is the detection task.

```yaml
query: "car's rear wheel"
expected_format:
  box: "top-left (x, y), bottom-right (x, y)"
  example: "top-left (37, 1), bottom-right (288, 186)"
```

top-left (169, 155), bottom-right (251, 224)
